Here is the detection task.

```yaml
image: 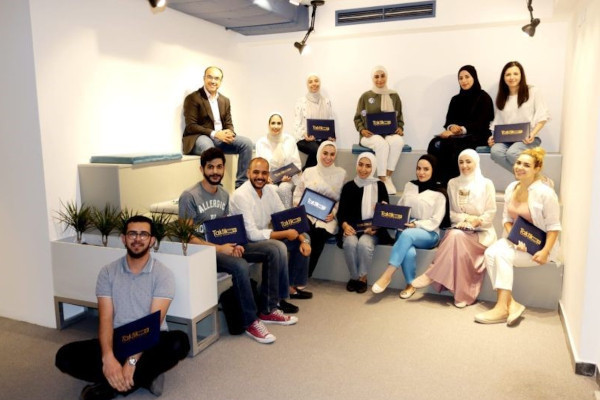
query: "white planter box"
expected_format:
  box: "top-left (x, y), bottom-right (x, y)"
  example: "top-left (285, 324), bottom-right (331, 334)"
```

top-left (51, 234), bottom-right (218, 356)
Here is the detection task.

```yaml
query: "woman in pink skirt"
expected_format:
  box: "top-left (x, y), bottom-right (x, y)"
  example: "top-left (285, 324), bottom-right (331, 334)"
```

top-left (411, 149), bottom-right (496, 307)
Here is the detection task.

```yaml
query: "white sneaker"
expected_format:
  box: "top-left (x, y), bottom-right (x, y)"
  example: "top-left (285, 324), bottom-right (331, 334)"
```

top-left (384, 179), bottom-right (397, 195)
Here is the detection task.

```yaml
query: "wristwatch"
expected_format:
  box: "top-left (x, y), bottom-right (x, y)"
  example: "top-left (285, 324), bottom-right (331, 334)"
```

top-left (302, 234), bottom-right (311, 245)
top-left (127, 357), bottom-right (138, 367)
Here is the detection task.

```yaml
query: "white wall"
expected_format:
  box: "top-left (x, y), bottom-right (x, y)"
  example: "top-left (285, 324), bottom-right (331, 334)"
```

top-left (0, 1), bottom-right (54, 326)
top-left (235, 0), bottom-right (566, 152)
top-left (559, 0), bottom-right (600, 367)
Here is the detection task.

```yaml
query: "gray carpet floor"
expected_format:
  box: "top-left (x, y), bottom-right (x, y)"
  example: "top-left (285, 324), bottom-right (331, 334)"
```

top-left (1, 279), bottom-right (597, 400)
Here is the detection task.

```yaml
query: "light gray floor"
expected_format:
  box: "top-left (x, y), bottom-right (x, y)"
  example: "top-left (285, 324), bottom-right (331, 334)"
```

top-left (1, 279), bottom-right (597, 400)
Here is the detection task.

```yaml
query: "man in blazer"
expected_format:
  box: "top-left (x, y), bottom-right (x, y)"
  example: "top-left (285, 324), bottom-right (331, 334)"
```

top-left (183, 66), bottom-right (253, 188)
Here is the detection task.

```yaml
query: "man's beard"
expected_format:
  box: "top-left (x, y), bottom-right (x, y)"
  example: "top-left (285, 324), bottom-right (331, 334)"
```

top-left (206, 173), bottom-right (223, 185)
top-left (250, 178), bottom-right (266, 190)
top-left (126, 242), bottom-right (151, 258)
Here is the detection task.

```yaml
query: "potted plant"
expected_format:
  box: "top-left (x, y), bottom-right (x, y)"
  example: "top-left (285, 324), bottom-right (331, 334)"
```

top-left (54, 200), bottom-right (93, 243)
top-left (151, 211), bottom-right (172, 252)
top-left (117, 207), bottom-right (138, 236)
top-left (166, 218), bottom-right (198, 256)
top-left (91, 204), bottom-right (120, 247)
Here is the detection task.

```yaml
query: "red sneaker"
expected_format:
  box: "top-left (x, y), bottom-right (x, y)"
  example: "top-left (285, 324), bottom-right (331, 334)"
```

top-left (245, 320), bottom-right (276, 344)
top-left (259, 309), bottom-right (298, 326)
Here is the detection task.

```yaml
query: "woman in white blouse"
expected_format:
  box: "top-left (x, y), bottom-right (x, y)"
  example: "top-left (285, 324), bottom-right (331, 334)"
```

top-left (412, 149), bottom-right (496, 307)
top-left (255, 113), bottom-right (302, 208)
top-left (476, 147), bottom-right (561, 326)
top-left (488, 61), bottom-right (550, 173)
top-left (293, 140), bottom-right (346, 279)
top-left (294, 74), bottom-right (335, 170)
top-left (372, 154), bottom-right (450, 299)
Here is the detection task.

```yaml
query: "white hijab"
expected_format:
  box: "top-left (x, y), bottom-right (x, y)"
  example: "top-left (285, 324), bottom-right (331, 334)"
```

top-left (313, 141), bottom-right (345, 201)
top-left (454, 148), bottom-right (486, 199)
top-left (305, 74), bottom-right (330, 119)
top-left (370, 66), bottom-right (397, 112)
top-left (353, 152), bottom-right (379, 220)
top-left (266, 113), bottom-right (286, 166)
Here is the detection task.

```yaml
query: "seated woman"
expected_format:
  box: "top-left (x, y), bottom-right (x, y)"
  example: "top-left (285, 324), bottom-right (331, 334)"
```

top-left (337, 152), bottom-right (392, 294)
top-left (476, 147), bottom-right (560, 326)
top-left (427, 65), bottom-right (494, 183)
top-left (294, 74), bottom-right (335, 170)
top-left (255, 113), bottom-right (302, 208)
top-left (293, 140), bottom-right (346, 280)
top-left (372, 154), bottom-right (450, 299)
top-left (412, 149), bottom-right (497, 307)
top-left (488, 61), bottom-right (550, 174)
top-left (353, 66), bottom-right (405, 195)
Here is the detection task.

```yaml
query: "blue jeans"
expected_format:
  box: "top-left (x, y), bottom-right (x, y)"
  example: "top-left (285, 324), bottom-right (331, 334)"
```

top-left (284, 238), bottom-right (310, 287)
top-left (490, 137), bottom-right (541, 172)
top-left (343, 233), bottom-right (378, 279)
top-left (388, 228), bottom-right (439, 284)
top-left (193, 135), bottom-right (253, 188)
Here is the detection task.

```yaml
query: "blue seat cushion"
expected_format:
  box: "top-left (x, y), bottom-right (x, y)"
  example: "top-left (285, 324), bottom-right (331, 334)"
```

top-left (352, 144), bottom-right (412, 155)
top-left (90, 153), bottom-right (183, 165)
top-left (476, 146), bottom-right (491, 153)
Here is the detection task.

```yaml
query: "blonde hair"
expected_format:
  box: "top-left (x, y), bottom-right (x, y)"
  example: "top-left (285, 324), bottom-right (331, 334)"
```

top-left (521, 147), bottom-right (546, 170)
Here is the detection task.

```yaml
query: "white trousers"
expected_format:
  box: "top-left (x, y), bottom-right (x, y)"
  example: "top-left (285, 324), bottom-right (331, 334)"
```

top-left (484, 238), bottom-right (538, 291)
top-left (360, 134), bottom-right (404, 175)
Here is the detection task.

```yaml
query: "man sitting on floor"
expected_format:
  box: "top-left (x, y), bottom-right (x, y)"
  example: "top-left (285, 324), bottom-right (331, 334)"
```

top-left (55, 215), bottom-right (189, 400)
top-left (179, 148), bottom-right (297, 344)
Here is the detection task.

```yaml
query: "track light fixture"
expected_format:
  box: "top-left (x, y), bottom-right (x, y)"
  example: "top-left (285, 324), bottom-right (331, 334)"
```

top-left (521, 0), bottom-right (540, 37)
top-left (293, 0), bottom-right (325, 54)
top-left (148, 0), bottom-right (166, 8)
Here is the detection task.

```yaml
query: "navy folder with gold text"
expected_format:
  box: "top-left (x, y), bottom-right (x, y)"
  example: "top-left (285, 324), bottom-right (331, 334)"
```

top-left (372, 203), bottom-right (411, 230)
top-left (113, 310), bottom-right (161, 360)
top-left (203, 214), bottom-right (248, 245)
top-left (507, 216), bottom-right (546, 255)
top-left (271, 163), bottom-right (301, 184)
top-left (299, 188), bottom-right (336, 221)
top-left (366, 112), bottom-right (397, 136)
top-left (271, 205), bottom-right (310, 234)
top-left (351, 219), bottom-right (373, 233)
top-left (493, 122), bottom-right (530, 143)
top-left (307, 119), bottom-right (335, 140)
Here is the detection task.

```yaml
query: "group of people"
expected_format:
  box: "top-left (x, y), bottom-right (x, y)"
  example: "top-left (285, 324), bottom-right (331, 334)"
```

top-left (54, 62), bottom-right (559, 400)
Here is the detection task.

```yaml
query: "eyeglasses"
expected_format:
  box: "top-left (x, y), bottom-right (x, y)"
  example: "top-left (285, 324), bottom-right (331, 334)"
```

top-left (126, 231), bottom-right (151, 240)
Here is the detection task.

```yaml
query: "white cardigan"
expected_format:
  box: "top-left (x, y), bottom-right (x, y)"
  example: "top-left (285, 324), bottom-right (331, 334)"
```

top-left (399, 182), bottom-right (446, 234)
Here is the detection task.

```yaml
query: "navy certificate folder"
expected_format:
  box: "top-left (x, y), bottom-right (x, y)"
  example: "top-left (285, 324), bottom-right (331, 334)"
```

top-left (372, 203), bottom-right (411, 230)
top-left (307, 119), bottom-right (335, 140)
top-left (493, 122), bottom-right (530, 143)
top-left (203, 214), bottom-right (248, 245)
top-left (271, 205), bottom-right (310, 234)
top-left (271, 163), bottom-right (301, 184)
top-left (299, 188), bottom-right (336, 221)
top-left (366, 112), bottom-right (397, 136)
top-left (507, 216), bottom-right (546, 255)
top-left (113, 310), bottom-right (160, 360)
top-left (351, 219), bottom-right (373, 233)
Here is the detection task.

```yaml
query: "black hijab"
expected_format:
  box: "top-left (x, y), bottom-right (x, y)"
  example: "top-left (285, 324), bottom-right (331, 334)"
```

top-left (410, 154), bottom-right (451, 228)
top-left (458, 65), bottom-right (482, 96)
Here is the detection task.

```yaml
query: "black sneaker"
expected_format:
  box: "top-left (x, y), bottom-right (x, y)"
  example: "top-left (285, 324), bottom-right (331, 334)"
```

top-left (148, 373), bottom-right (165, 396)
top-left (355, 280), bottom-right (368, 294)
top-left (79, 383), bottom-right (117, 400)
top-left (346, 279), bottom-right (358, 292)
top-left (290, 287), bottom-right (313, 299)
top-left (278, 299), bottom-right (299, 314)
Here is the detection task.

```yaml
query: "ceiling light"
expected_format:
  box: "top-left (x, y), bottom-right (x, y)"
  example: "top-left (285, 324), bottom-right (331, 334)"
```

top-left (293, 1), bottom-right (325, 54)
top-left (521, 0), bottom-right (540, 37)
top-left (148, 0), bottom-right (166, 8)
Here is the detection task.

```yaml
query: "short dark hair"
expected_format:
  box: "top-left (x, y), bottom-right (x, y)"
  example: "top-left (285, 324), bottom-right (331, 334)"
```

top-left (125, 215), bottom-right (155, 236)
top-left (200, 147), bottom-right (226, 168)
top-left (204, 66), bottom-right (223, 78)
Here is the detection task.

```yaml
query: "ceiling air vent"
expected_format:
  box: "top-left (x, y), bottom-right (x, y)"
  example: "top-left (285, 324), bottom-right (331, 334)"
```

top-left (336, 1), bottom-right (436, 26)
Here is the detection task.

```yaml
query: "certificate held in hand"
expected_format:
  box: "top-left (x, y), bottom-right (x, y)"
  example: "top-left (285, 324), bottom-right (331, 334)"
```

top-left (351, 219), bottom-right (373, 233)
top-left (372, 203), bottom-right (411, 230)
top-left (203, 214), bottom-right (248, 245)
top-left (307, 119), bottom-right (335, 141)
top-left (271, 205), bottom-right (310, 234)
top-left (507, 216), bottom-right (546, 255)
top-left (299, 188), bottom-right (336, 221)
top-left (113, 310), bottom-right (161, 360)
top-left (366, 112), bottom-right (397, 136)
top-left (493, 122), bottom-right (530, 143)
top-left (271, 163), bottom-right (301, 184)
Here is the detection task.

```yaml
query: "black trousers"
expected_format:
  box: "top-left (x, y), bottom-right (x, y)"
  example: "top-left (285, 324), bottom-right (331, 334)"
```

top-left (296, 140), bottom-right (321, 170)
top-left (55, 330), bottom-right (189, 394)
top-left (308, 223), bottom-right (332, 277)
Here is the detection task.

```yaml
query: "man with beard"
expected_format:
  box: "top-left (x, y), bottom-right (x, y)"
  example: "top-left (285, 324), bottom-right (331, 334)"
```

top-left (55, 215), bottom-right (189, 400)
top-left (230, 157), bottom-right (312, 306)
top-left (179, 148), bottom-right (297, 345)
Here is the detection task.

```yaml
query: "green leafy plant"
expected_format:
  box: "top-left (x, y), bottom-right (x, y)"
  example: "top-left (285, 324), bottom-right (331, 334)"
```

top-left (117, 208), bottom-right (138, 236)
top-left (91, 204), bottom-right (120, 247)
top-left (166, 218), bottom-right (198, 256)
top-left (151, 211), bottom-right (172, 252)
top-left (54, 200), bottom-right (93, 243)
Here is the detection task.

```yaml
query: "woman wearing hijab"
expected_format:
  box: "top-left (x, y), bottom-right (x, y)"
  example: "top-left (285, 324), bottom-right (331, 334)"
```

top-left (372, 154), bottom-right (450, 299)
top-left (337, 152), bottom-right (393, 293)
top-left (412, 149), bottom-right (497, 307)
top-left (294, 74), bottom-right (335, 170)
top-left (427, 65), bottom-right (494, 183)
top-left (353, 66), bottom-right (405, 195)
top-left (476, 147), bottom-right (560, 326)
top-left (256, 113), bottom-right (302, 208)
top-left (293, 141), bottom-right (346, 282)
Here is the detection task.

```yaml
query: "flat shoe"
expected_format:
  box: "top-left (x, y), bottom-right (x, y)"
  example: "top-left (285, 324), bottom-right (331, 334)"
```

top-left (507, 304), bottom-right (526, 326)
top-left (399, 286), bottom-right (416, 299)
top-left (412, 274), bottom-right (433, 289)
top-left (474, 310), bottom-right (508, 324)
top-left (278, 300), bottom-right (299, 314)
top-left (346, 279), bottom-right (358, 292)
top-left (355, 280), bottom-right (368, 294)
top-left (372, 277), bottom-right (391, 294)
top-left (290, 287), bottom-right (313, 299)
top-left (454, 301), bottom-right (468, 309)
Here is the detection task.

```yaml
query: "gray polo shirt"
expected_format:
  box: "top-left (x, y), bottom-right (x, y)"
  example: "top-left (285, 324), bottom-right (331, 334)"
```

top-left (96, 255), bottom-right (175, 331)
